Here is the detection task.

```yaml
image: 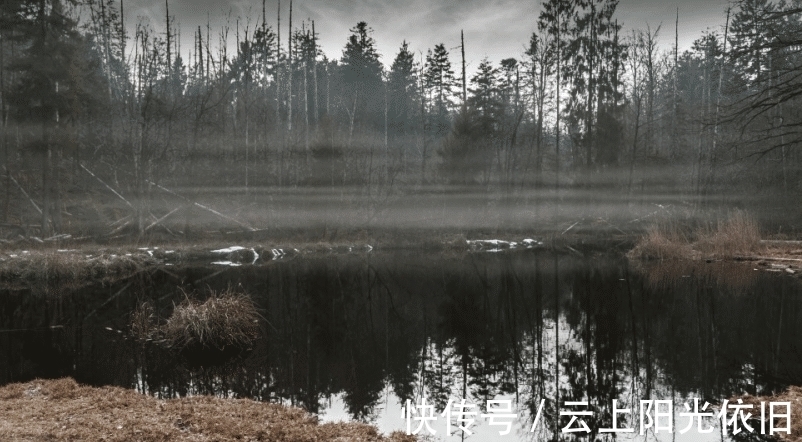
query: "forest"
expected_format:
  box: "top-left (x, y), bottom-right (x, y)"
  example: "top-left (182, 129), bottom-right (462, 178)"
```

top-left (0, 0), bottom-right (800, 239)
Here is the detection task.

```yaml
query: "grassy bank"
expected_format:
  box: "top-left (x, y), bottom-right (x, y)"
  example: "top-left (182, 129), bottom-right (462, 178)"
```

top-left (628, 210), bottom-right (802, 275)
top-left (628, 210), bottom-right (763, 260)
top-left (0, 378), bottom-right (415, 442)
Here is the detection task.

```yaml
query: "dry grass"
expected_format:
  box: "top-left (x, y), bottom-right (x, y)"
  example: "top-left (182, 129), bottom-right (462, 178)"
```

top-left (0, 249), bottom-right (153, 290)
top-left (131, 302), bottom-right (157, 343)
top-left (696, 210), bottom-right (762, 256)
top-left (628, 221), bottom-right (694, 260)
top-left (735, 386), bottom-right (802, 442)
top-left (0, 378), bottom-right (417, 442)
top-left (629, 210), bottom-right (764, 261)
top-left (162, 289), bottom-right (260, 352)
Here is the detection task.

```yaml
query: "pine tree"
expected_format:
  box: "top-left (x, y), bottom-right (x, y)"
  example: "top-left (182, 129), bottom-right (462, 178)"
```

top-left (523, 31), bottom-right (553, 176)
top-left (468, 59), bottom-right (502, 135)
top-left (423, 43), bottom-right (456, 137)
top-left (8, 0), bottom-right (101, 235)
top-left (728, 0), bottom-right (773, 86)
top-left (340, 21), bottom-right (383, 134)
top-left (387, 41), bottom-right (418, 137)
top-left (538, 0), bottom-right (575, 188)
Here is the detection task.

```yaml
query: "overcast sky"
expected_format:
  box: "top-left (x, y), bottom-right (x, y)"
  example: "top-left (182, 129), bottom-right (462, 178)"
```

top-left (120, 0), bottom-right (731, 73)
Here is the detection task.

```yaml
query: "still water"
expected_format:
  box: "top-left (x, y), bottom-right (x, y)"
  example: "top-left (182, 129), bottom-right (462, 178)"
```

top-left (1, 249), bottom-right (800, 441)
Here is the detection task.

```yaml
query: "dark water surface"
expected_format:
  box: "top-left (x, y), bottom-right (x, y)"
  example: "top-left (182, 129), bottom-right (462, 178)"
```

top-left (1, 249), bottom-right (800, 440)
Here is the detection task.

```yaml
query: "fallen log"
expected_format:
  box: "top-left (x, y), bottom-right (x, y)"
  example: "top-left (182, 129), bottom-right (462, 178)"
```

top-left (79, 163), bottom-right (134, 209)
top-left (734, 255), bottom-right (802, 262)
top-left (145, 180), bottom-right (256, 231)
top-left (3, 166), bottom-right (41, 214)
top-left (145, 206), bottom-right (184, 232)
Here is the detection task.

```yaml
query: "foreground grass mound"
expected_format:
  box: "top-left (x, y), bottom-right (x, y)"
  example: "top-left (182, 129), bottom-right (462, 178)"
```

top-left (0, 378), bottom-right (415, 442)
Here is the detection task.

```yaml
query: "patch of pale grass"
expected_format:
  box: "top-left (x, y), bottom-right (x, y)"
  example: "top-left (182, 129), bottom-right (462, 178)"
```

top-left (628, 221), bottom-right (693, 260)
top-left (696, 210), bottom-right (762, 256)
top-left (630, 210), bottom-right (764, 261)
top-left (0, 378), bottom-right (417, 441)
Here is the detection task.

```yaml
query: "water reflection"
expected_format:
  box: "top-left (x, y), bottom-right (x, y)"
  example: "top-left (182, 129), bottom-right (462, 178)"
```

top-left (0, 250), bottom-right (800, 439)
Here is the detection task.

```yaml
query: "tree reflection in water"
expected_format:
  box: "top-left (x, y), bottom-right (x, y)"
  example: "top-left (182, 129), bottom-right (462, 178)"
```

top-left (0, 251), bottom-right (800, 437)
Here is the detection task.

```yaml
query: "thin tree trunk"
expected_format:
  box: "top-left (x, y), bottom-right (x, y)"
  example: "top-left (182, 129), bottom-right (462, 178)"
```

top-left (384, 81), bottom-right (388, 150)
top-left (276, 0), bottom-right (282, 186)
top-left (555, 21), bottom-right (561, 192)
top-left (711, 8), bottom-right (730, 191)
top-left (348, 93), bottom-right (357, 148)
top-left (673, 8), bottom-right (679, 159)
top-left (628, 50), bottom-right (641, 193)
top-left (53, 144), bottom-right (62, 233)
top-left (165, 0), bottom-right (171, 77)
top-left (287, 0), bottom-right (292, 134)
top-left (40, 1), bottom-right (50, 237)
top-left (312, 21), bottom-right (318, 125)
top-left (326, 63), bottom-right (330, 115)
top-left (206, 18), bottom-right (211, 79)
top-left (628, 101), bottom-right (641, 194)
top-left (2, 112), bottom-right (7, 224)
top-left (41, 125), bottom-right (51, 237)
top-left (646, 27), bottom-right (656, 156)
top-left (246, 99), bottom-right (250, 196)
top-left (537, 52), bottom-right (546, 176)
top-left (1, 27), bottom-right (7, 223)
top-left (696, 59), bottom-right (707, 199)
top-left (585, 1), bottom-right (596, 168)
top-left (461, 30), bottom-right (466, 104)
top-left (419, 57), bottom-right (427, 185)
top-left (304, 59), bottom-right (309, 165)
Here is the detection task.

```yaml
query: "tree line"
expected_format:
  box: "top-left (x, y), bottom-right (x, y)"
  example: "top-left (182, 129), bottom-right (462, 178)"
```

top-left (0, 0), bottom-right (800, 236)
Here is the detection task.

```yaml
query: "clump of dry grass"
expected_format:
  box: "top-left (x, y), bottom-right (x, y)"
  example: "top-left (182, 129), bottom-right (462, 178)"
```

top-left (0, 378), bottom-right (417, 442)
top-left (130, 302), bottom-right (157, 343)
top-left (630, 210), bottom-right (763, 261)
top-left (628, 221), bottom-right (693, 260)
top-left (696, 210), bottom-right (762, 256)
top-left (162, 289), bottom-right (260, 352)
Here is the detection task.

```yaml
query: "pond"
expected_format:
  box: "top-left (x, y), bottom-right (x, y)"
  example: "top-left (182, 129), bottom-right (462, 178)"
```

top-left (1, 248), bottom-right (800, 441)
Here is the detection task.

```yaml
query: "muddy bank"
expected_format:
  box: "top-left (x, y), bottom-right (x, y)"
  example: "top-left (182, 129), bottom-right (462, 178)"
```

top-left (0, 378), bottom-right (414, 442)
